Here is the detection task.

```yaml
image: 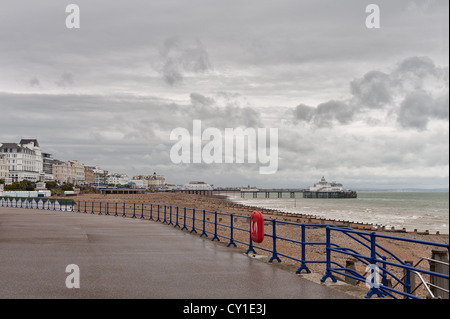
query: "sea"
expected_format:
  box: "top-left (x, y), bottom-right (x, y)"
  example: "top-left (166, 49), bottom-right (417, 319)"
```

top-left (223, 191), bottom-right (449, 235)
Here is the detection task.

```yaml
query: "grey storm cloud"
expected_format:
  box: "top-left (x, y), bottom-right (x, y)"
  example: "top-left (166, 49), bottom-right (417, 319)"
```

top-left (156, 38), bottom-right (212, 86)
top-left (350, 70), bottom-right (393, 109)
top-left (293, 56), bottom-right (449, 130)
top-left (55, 73), bottom-right (74, 88)
top-left (0, 90), bottom-right (261, 144)
top-left (29, 77), bottom-right (40, 87)
top-left (189, 92), bottom-right (261, 128)
top-left (293, 100), bottom-right (356, 128)
top-left (398, 90), bottom-right (449, 130)
top-left (0, 90), bottom-right (263, 180)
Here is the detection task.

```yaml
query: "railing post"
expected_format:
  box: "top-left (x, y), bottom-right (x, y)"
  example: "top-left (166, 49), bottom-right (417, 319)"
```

top-left (246, 215), bottom-right (257, 254)
top-left (296, 224), bottom-right (311, 274)
top-left (268, 219), bottom-right (281, 263)
top-left (174, 207), bottom-right (180, 228)
top-left (321, 226), bottom-right (337, 283)
top-left (168, 206), bottom-right (173, 225)
top-left (181, 207), bottom-right (188, 231)
top-left (227, 214), bottom-right (237, 247)
top-left (403, 261), bottom-right (413, 299)
top-left (140, 204), bottom-right (144, 219)
top-left (200, 210), bottom-right (208, 237)
top-left (211, 211), bottom-right (219, 241)
top-left (163, 205), bottom-right (168, 224)
top-left (365, 232), bottom-right (385, 298)
top-left (91, 201), bottom-right (94, 214)
top-left (156, 204), bottom-right (161, 222)
top-left (381, 255), bottom-right (387, 287)
top-left (149, 204), bottom-right (154, 220)
top-left (106, 202), bottom-right (109, 215)
top-left (190, 208), bottom-right (197, 234)
top-left (132, 203), bottom-right (136, 218)
top-left (114, 202), bottom-right (118, 217)
top-left (99, 202), bottom-right (102, 215)
top-left (122, 202), bottom-right (126, 217)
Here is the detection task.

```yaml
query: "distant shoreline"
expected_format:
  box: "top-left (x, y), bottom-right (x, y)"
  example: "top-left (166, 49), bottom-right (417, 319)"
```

top-left (44, 191), bottom-right (448, 236)
top-left (354, 189), bottom-right (449, 192)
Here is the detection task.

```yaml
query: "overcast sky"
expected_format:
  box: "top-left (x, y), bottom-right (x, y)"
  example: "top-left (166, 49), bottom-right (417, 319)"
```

top-left (0, 0), bottom-right (448, 189)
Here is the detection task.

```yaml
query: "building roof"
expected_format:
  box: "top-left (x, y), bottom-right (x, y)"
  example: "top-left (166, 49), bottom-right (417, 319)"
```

top-left (19, 139), bottom-right (40, 147)
top-left (0, 143), bottom-right (25, 152)
top-left (0, 143), bottom-right (20, 148)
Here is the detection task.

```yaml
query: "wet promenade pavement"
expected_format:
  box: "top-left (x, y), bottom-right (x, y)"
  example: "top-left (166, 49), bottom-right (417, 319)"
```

top-left (0, 208), bottom-right (353, 299)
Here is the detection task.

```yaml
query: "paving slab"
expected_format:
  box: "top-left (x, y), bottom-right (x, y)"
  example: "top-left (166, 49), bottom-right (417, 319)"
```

top-left (0, 207), bottom-right (353, 299)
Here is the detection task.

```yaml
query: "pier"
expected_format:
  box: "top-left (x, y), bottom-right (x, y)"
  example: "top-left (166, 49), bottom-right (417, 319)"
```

top-left (216, 189), bottom-right (357, 199)
top-left (176, 189), bottom-right (214, 196)
top-left (175, 189), bottom-right (358, 199)
top-left (238, 190), bottom-right (303, 198)
top-left (302, 190), bottom-right (357, 199)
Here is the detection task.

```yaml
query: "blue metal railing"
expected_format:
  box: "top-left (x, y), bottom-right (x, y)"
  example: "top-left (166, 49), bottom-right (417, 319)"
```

top-left (321, 226), bottom-right (449, 299)
top-left (1, 197), bottom-right (448, 299)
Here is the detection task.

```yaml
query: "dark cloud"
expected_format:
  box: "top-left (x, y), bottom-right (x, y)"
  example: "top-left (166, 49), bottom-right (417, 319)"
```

top-left (29, 77), bottom-right (40, 87)
top-left (55, 73), bottom-right (74, 88)
top-left (187, 92), bottom-right (262, 128)
top-left (395, 56), bottom-right (440, 79)
top-left (293, 56), bottom-right (449, 130)
top-left (293, 104), bottom-right (315, 122)
top-left (293, 100), bottom-right (355, 127)
top-left (156, 37), bottom-right (212, 86)
top-left (398, 90), bottom-right (449, 130)
top-left (0, 89), bottom-right (261, 154)
top-left (350, 70), bottom-right (392, 108)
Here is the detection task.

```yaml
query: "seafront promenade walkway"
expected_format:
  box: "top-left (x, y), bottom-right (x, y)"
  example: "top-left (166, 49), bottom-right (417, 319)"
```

top-left (0, 207), bottom-right (352, 299)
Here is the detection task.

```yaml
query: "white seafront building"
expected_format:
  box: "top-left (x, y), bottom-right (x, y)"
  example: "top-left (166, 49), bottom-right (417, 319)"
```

top-left (0, 154), bottom-right (9, 181)
top-left (107, 173), bottom-right (131, 186)
top-left (0, 139), bottom-right (44, 183)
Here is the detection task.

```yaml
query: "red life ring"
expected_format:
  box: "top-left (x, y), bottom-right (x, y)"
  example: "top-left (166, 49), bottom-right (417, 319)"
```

top-left (251, 211), bottom-right (264, 243)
